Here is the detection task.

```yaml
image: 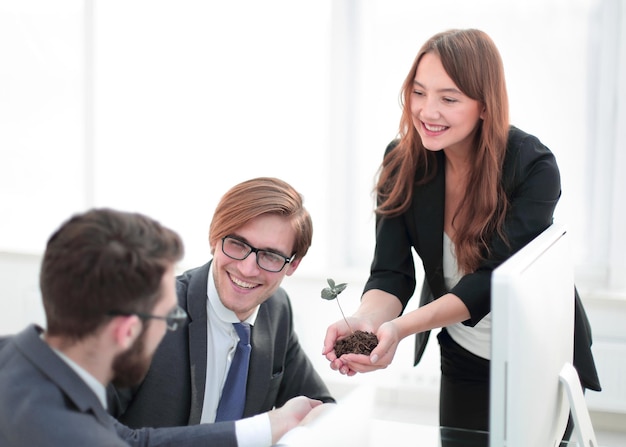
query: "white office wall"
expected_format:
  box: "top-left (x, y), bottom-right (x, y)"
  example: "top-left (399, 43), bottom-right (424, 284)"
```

top-left (2, 0), bottom-right (615, 277)
top-left (90, 0), bottom-right (337, 275)
top-left (0, 0), bottom-right (87, 255)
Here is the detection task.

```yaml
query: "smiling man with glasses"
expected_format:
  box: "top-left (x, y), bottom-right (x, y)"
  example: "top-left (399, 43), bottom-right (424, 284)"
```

top-left (0, 208), bottom-right (322, 447)
top-left (110, 178), bottom-right (335, 442)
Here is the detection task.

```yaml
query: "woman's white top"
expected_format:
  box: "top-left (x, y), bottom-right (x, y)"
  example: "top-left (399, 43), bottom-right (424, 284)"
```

top-left (442, 232), bottom-right (492, 360)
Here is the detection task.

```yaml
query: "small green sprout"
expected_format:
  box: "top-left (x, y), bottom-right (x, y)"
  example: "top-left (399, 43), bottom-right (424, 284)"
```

top-left (321, 278), bottom-right (353, 333)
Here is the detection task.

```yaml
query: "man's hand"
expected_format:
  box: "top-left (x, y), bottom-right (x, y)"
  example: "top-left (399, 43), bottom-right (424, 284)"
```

top-left (268, 396), bottom-right (323, 444)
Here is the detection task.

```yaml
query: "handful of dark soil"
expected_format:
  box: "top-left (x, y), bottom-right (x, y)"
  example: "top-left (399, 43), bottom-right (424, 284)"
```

top-left (321, 278), bottom-right (379, 357)
top-left (334, 330), bottom-right (379, 357)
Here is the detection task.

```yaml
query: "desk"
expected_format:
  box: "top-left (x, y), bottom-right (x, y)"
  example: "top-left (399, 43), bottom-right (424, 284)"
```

top-left (278, 419), bottom-right (592, 447)
top-left (370, 420), bottom-right (609, 447)
top-left (276, 385), bottom-right (606, 447)
top-left (371, 420), bottom-right (486, 446)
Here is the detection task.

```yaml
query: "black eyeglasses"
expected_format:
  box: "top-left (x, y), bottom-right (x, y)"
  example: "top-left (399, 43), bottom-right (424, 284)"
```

top-left (108, 304), bottom-right (188, 331)
top-left (221, 236), bottom-right (295, 273)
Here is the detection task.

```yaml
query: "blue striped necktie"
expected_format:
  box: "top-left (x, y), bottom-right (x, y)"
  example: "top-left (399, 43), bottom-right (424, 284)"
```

top-left (215, 322), bottom-right (251, 422)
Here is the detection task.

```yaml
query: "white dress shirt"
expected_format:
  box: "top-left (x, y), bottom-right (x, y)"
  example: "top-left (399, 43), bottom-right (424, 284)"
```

top-left (442, 232), bottom-right (492, 360)
top-left (200, 263), bottom-right (271, 447)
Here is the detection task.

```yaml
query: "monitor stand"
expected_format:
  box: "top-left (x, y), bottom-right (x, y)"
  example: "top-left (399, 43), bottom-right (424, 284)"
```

top-left (559, 363), bottom-right (599, 447)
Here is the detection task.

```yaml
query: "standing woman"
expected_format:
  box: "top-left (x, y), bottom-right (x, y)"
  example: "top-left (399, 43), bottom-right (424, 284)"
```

top-left (323, 29), bottom-right (600, 434)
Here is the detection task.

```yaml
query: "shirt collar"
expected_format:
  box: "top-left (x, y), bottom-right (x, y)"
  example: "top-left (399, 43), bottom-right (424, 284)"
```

top-left (48, 344), bottom-right (108, 410)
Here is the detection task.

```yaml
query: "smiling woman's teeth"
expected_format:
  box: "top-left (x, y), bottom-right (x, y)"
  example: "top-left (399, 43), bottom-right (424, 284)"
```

top-left (231, 276), bottom-right (255, 289)
top-left (424, 123), bottom-right (447, 132)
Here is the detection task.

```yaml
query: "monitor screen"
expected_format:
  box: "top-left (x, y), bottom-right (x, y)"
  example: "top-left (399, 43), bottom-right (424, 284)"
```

top-left (490, 222), bottom-right (574, 447)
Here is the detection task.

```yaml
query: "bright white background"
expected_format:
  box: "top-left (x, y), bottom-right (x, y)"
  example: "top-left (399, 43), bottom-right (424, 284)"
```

top-left (1, 0), bottom-right (625, 428)
top-left (3, 0), bottom-right (623, 278)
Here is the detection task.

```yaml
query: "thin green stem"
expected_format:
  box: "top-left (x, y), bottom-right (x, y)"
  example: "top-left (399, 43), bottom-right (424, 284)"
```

top-left (336, 298), bottom-right (354, 334)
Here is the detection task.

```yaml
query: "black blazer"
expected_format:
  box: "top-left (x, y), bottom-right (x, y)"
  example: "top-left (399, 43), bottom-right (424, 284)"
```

top-left (111, 261), bottom-right (334, 428)
top-left (363, 126), bottom-right (601, 391)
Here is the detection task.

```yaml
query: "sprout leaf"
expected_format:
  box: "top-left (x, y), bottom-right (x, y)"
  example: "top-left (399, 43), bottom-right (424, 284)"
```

top-left (320, 278), bottom-right (352, 333)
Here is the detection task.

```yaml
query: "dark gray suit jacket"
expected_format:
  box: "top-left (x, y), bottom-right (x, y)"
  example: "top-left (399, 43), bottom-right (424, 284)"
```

top-left (0, 325), bottom-right (237, 447)
top-left (363, 126), bottom-right (601, 391)
top-left (111, 262), bottom-right (334, 428)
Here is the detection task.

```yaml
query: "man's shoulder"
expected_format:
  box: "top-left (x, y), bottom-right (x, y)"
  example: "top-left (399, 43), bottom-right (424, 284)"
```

top-left (175, 262), bottom-right (210, 298)
top-left (0, 326), bottom-right (33, 366)
top-left (176, 262), bottom-right (210, 284)
top-left (0, 334), bottom-right (11, 349)
top-left (0, 334), bottom-right (13, 363)
top-left (263, 286), bottom-right (291, 305)
top-left (0, 335), bottom-right (106, 445)
top-left (258, 287), bottom-right (293, 318)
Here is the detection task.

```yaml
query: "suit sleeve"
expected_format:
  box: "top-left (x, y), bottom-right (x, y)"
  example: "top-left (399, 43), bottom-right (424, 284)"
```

top-left (362, 140), bottom-right (429, 310)
top-left (362, 211), bottom-right (417, 310)
top-left (114, 416), bottom-right (238, 447)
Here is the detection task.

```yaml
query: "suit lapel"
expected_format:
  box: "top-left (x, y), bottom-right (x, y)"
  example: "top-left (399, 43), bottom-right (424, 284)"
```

top-left (412, 151), bottom-right (447, 298)
top-left (409, 153), bottom-right (447, 365)
top-left (185, 262), bottom-right (211, 425)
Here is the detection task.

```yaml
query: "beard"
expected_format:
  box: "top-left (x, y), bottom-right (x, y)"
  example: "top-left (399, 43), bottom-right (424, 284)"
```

top-left (111, 329), bottom-right (152, 388)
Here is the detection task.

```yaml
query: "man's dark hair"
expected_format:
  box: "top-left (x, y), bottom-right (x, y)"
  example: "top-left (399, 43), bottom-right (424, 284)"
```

top-left (41, 208), bottom-right (184, 340)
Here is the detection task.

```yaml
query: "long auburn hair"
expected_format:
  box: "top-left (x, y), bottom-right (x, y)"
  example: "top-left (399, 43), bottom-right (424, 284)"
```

top-left (376, 29), bottom-right (510, 273)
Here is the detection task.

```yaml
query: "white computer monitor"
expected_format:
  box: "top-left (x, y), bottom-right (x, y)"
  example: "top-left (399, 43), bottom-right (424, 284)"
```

top-left (490, 222), bottom-right (595, 447)
top-left (490, 222), bottom-right (572, 446)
